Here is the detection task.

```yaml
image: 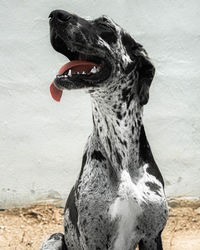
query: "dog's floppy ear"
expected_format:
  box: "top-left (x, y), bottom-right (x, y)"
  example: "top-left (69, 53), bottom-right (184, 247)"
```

top-left (121, 32), bottom-right (155, 105)
top-left (136, 50), bottom-right (155, 105)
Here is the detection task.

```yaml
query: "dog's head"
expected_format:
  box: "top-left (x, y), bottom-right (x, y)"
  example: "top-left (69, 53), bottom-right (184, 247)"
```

top-left (49, 10), bottom-right (155, 105)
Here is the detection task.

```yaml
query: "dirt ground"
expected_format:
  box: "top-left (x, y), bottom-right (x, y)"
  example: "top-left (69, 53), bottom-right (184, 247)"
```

top-left (0, 200), bottom-right (200, 250)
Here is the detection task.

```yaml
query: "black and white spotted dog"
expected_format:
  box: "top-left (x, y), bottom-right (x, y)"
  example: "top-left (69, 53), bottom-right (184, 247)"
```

top-left (41, 10), bottom-right (168, 250)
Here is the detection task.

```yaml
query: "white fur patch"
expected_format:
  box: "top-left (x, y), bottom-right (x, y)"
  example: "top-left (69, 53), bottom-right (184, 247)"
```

top-left (122, 53), bottom-right (132, 64)
top-left (109, 170), bottom-right (143, 250)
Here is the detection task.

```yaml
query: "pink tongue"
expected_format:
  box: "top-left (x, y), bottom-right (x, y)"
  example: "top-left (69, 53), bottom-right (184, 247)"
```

top-left (50, 60), bottom-right (98, 102)
top-left (50, 83), bottom-right (63, 102)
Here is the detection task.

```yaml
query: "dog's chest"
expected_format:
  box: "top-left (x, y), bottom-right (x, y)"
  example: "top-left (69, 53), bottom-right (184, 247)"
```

top-left (109, 167), bottom-right (167, 249)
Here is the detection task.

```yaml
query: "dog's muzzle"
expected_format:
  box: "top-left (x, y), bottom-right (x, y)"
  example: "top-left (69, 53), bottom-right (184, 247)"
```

top-left (49, 10), bottom-right (112, 101)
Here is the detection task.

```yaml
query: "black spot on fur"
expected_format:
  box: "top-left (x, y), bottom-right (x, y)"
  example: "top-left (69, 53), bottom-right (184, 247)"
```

top-left (139, 126), bottom-right (164, 186)
top-left (91, 150), bottom-right (106, 162)
top-left (131, 125), bottom-right (134, 134)
top-left (123, 140), bottom-right (127, 148)
top-left (115, 150), bottom-right (122, 165)
top-left (117, 112), bottom-right (122, 120)
top-left (107, 137), bottom-right (112, 152)
top-left (145, 182), bottom-right (161, 196)
top-left (102, 163), bottom-right (107, 169)
top-left (113, 86), bottom-right (118, 92)
top-left (105, 118), bottom-right (109, 129)
top-left (112, 125), bottom-right (117, 136)
top-left (122, 87), bottom-right (130, 102)
top-left (92, 115), bottom-right (95, 126)
top-left (136, 112), bottom-right (140, 119)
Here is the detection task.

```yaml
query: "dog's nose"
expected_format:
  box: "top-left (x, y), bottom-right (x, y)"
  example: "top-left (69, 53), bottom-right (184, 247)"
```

top-left (49, 10), bottom-right (73, 23)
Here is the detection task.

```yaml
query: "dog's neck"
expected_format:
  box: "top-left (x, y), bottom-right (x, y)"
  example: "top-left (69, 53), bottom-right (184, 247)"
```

top-left (90, 83), bottom-right (142, 176)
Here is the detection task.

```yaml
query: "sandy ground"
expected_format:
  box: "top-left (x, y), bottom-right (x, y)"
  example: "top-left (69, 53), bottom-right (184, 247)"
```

top-left (0, 200), bottom-right (200, 250)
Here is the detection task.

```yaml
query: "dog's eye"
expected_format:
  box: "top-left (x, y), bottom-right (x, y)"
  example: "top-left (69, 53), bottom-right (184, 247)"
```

top-left (99, 31), bottom-right (117, 44)
top-left (97, 23), bottom-right (117, 44)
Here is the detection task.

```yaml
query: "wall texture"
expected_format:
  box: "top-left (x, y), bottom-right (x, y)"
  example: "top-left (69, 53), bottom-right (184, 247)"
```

top-left (0, 0), bottom-right (200, 208)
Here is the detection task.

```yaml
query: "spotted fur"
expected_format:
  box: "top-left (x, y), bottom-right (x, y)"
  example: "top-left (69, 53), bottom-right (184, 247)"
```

top-left (41, 10), bottom-right (168, 250)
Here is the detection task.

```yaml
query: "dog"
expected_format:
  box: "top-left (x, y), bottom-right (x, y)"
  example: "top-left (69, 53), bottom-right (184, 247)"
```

top-left (41, 10), bottom-right (168, 250)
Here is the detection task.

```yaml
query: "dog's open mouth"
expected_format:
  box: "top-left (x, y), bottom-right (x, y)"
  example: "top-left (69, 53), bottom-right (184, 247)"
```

top-left (50, 34), bottom-right (112, 102)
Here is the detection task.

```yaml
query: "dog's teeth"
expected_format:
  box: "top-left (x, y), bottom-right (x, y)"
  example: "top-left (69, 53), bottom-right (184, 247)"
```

top-left (82, 71), bottom-right (86, 74)
top-left (68, 70), bottom-right (72, 76)
top-left (77, 72), bottom-right (80, 74)
top-left (91, 66), bottom-right (97, 74)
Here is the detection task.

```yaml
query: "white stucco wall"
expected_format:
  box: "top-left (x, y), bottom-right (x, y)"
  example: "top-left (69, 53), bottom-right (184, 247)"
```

top-left (0, 0), bottom-right (200, 208)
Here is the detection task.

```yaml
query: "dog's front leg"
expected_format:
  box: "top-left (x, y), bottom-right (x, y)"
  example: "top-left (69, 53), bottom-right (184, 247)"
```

top-left (41, 233), bottom-right (68, 250)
